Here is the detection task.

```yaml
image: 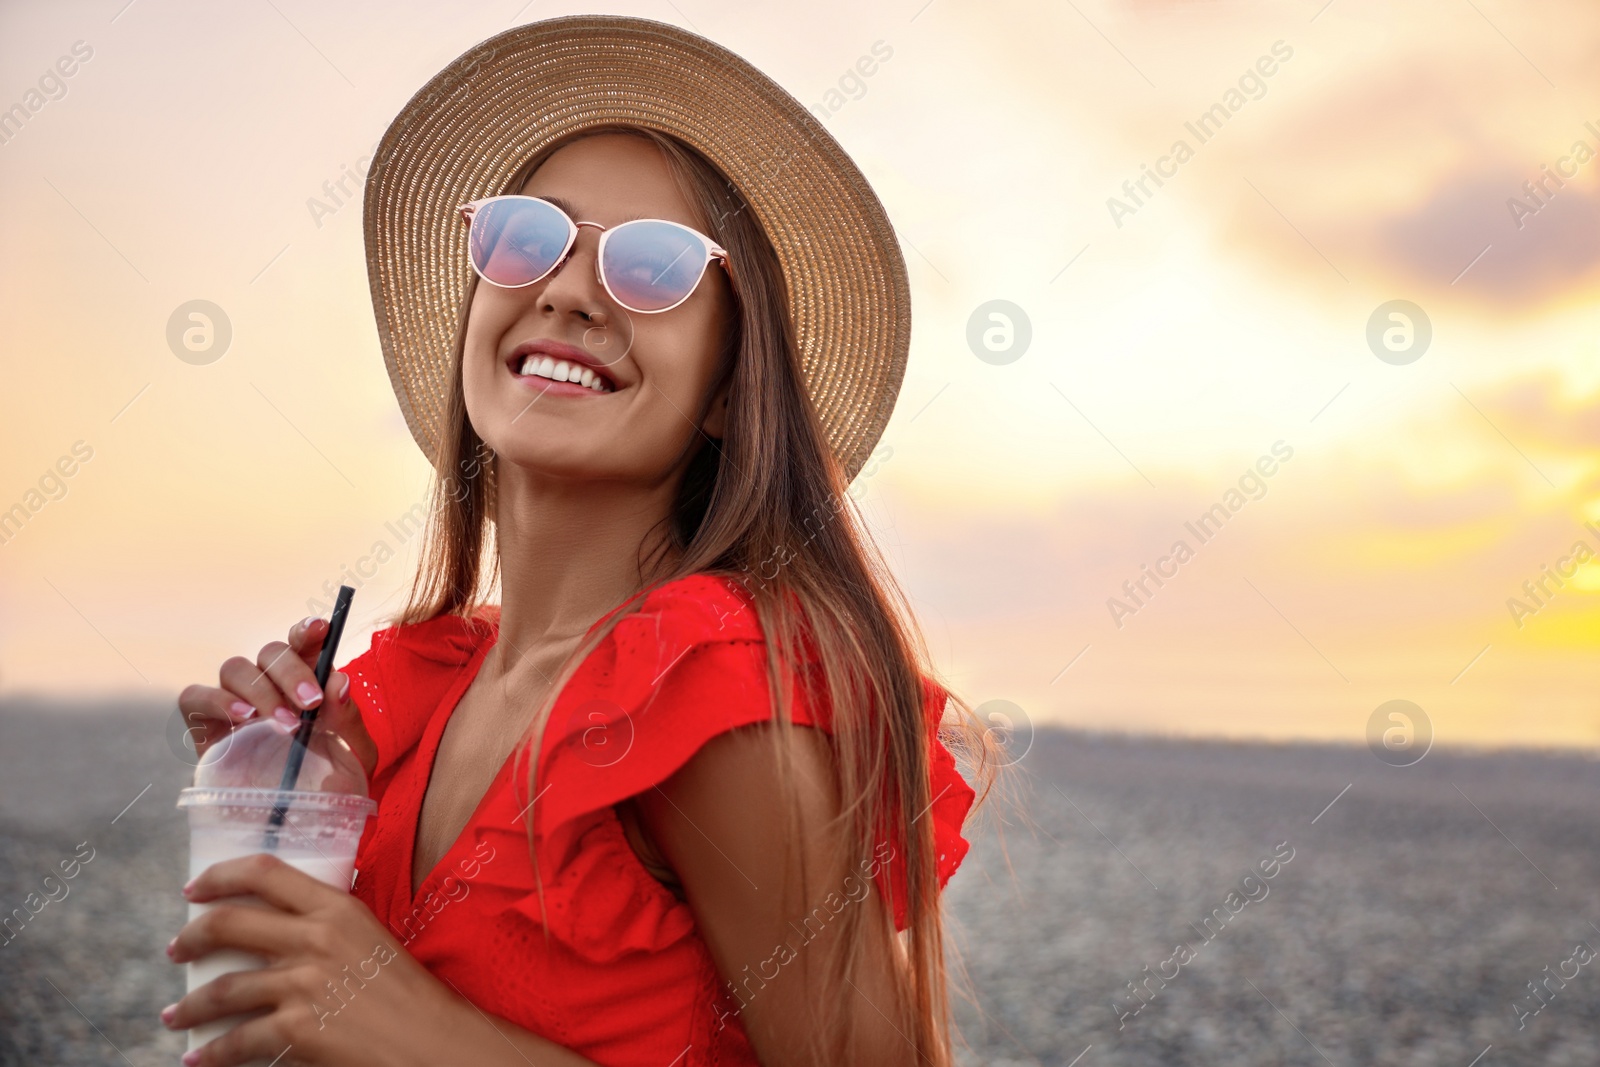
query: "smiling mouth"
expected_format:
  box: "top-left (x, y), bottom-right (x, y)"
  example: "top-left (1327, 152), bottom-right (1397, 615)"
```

top-left (509, 353), bottom-right (616, 393)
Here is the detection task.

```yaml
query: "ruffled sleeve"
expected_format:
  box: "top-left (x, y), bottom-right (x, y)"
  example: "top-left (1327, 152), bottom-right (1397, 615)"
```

top-left (876, 676), bottom-right (978, 930)
top-left (527, 575), bottom-right (801, 851)
top-left (522, 573), bottom-right (976, 937)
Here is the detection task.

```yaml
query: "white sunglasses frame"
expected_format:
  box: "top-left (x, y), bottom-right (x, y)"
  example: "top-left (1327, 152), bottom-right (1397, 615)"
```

top-left (456, 195), bottom-right (733, 315)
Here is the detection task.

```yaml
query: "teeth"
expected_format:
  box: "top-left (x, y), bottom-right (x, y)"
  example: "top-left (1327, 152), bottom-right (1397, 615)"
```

top-left (516, 353), bottom-right (612, 392)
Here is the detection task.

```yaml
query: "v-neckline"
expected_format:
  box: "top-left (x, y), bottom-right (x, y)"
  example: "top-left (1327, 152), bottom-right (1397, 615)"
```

top-left (398, 590), bottom-right (656, 912)
top-left (402, 633), bottom-right (502, 908)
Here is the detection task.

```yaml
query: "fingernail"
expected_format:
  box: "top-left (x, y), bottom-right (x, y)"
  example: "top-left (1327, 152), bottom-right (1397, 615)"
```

top-left (300, 616), bottom-right (321, 631)
top-left (165, 936), bottom-right (177, 957)
top-left (160, 1002), bottom-right (177, 1025)
top-left (273, 706), bottom-right (300, 727)
top-left (181, 879), bottom-right (195, 897)
top-left (295, 681), bottom-right (323, 708)
top-left (334, 675), bottom-right (350, 703)
top-left (228, 701), bottom-right (255, 721)
top-left (182, 1050), bottom-right (201, 1066)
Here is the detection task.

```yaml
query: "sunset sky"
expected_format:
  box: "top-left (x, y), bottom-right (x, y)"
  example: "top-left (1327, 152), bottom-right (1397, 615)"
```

top-left (2, 0), bottom-right (1597, 750)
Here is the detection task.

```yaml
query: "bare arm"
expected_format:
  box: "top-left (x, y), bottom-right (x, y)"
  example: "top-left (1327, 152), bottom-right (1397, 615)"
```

top-left (633, 723), bottom-right (917, 1067)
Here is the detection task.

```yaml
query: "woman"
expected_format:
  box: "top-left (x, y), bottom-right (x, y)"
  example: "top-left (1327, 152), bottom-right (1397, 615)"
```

top-left (166, 16), bottom-right (997, 1067)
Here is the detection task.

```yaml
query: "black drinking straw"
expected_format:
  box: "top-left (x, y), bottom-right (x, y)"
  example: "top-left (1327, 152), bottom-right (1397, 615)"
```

top-left (264, 585), bottom-right (355, 848)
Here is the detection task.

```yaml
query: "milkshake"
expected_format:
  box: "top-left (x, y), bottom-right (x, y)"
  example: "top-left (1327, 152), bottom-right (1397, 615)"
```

top-left (177, 718), bottom-right (375, 1066)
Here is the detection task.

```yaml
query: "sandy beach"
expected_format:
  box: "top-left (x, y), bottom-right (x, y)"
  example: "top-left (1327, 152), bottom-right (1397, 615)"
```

top-left (3, 698), bottom-right (1597, 1066)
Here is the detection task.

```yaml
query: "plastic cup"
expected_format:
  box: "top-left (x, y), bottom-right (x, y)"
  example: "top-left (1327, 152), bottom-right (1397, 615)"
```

top-left (175, 718), bottom-right (375, 1065)
top-left (178, 788), bottom-right (375, 1060)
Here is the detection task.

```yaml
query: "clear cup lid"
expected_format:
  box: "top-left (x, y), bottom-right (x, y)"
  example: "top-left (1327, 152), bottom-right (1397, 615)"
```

top-left (187, 717), bottom-right (371, 799)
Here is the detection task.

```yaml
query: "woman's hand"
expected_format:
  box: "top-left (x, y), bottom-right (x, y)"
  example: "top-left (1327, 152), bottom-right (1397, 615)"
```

top-left (176, 617), bottom-right (375, 779)
top-left (163, 852), bottom-right (467, 1067)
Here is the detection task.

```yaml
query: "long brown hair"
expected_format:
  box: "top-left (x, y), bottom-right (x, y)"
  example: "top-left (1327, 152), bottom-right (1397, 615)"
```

top-left (398, 123), bottom-right (1002, 1065)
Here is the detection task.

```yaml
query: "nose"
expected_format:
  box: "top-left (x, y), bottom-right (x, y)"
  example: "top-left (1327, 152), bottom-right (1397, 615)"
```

top-left (538, 222), bottom-right (610, 326)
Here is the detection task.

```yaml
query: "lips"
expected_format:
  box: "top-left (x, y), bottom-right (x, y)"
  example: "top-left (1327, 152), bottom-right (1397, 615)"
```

top-left (506, 339), bottom-right (620, 392)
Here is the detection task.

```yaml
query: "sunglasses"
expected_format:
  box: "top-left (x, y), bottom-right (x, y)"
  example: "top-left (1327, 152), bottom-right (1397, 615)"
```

top-left (457, 195), bottom-right (732, 314)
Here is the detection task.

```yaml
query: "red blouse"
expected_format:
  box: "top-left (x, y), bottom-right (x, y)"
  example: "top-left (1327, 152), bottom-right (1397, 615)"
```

top-left (341, 573), bottom-right (975, 1067)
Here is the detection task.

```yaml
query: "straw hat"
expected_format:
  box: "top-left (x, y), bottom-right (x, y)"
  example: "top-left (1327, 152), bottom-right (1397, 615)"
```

top-left (362, 14), bottom-right (911, 483)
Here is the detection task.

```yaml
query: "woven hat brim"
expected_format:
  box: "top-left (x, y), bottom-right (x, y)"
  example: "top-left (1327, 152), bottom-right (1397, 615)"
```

top-left (362, 14), bottom-right (911, 483)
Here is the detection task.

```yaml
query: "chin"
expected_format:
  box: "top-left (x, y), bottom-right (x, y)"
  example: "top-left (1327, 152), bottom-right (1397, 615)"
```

top-left (489, 438), bottom-right (611, 481)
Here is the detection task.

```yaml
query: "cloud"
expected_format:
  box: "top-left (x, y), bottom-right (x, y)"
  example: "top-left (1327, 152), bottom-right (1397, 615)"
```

top-left (1469, 371), bottom-right (1600, 455)
top-left (1374, 164), bottom-right (1600, 304)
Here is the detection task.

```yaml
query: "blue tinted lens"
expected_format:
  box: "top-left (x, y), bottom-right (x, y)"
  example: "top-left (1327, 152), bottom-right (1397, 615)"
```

top-left (470, 198), bottom-right (570, 286)
top-left (602, 220), bottom-right (709, 311)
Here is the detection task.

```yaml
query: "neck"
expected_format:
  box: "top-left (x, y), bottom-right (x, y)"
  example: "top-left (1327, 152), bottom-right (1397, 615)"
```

top-left (489, 463), bottom-right (681, 672)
